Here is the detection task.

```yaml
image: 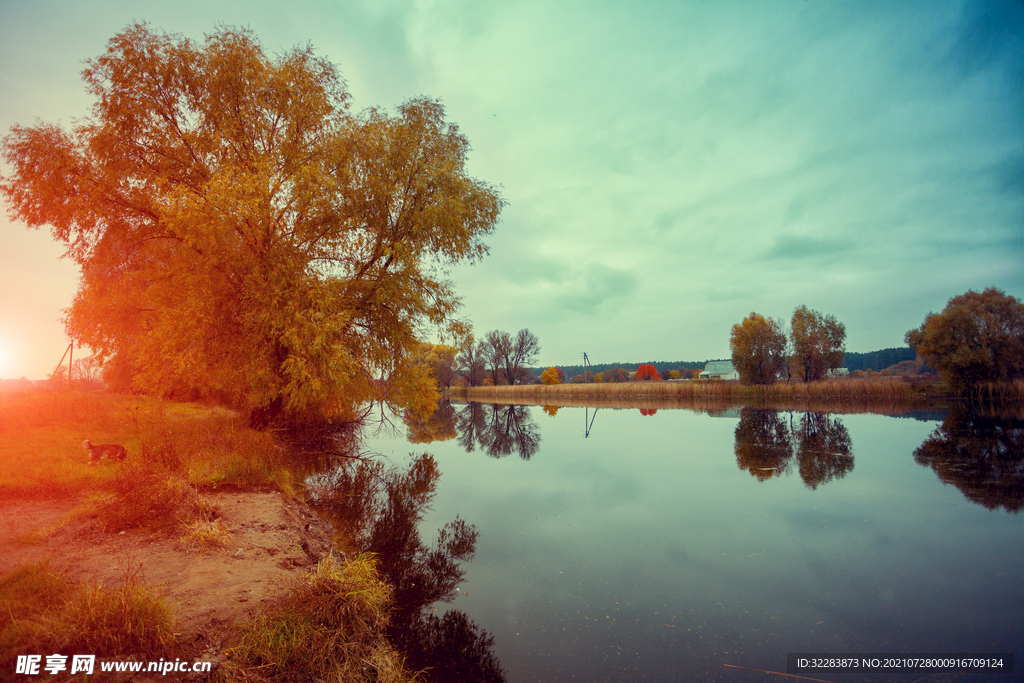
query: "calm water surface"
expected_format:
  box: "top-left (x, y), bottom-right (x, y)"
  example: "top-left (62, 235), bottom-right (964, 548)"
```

top-left (338, 403), bottom-right (1023, 682)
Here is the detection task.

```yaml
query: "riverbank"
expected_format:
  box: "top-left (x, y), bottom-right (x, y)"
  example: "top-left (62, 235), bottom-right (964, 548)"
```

top-left (0, 391), bottom-right (417, 682)
top-left (451, 377), bottom-right (1024, 410)
top-left (453, 376), bottom-right (940, 407)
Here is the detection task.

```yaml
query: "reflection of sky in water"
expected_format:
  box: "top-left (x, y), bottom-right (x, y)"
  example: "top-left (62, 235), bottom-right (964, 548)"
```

top-left (364, 408), bottom-right (1023, 682)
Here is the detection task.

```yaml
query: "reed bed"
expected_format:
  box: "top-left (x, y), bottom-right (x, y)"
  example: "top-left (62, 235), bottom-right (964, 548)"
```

top-left (969, 379), bottom-right (1024, 404)
top-left (454, 378), bottom-right (948, 412)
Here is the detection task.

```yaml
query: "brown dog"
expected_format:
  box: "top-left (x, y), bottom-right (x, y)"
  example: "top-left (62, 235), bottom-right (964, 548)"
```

top-left (82, 439), bottom-right (127, 465)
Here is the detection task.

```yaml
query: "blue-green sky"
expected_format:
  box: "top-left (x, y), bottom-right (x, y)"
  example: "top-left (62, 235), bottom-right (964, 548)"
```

top-left (1, 0), bottom-right (1021, 378)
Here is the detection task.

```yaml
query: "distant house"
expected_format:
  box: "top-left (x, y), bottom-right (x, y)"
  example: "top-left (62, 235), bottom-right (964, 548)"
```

top-left (699, 360), bottom-right (739, 380)
top-left (826, 367), bottom-right (850, 378)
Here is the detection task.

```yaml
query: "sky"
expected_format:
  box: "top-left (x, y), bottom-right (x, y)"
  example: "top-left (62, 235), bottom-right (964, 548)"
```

top-left (1, 0), bottom-right (1021, 379)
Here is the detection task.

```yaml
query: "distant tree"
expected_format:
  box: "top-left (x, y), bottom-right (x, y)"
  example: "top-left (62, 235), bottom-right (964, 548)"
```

top-left (457, 340), bottom-right (487, 387)
top-left (502, 329), bottom-right (540, 385)
top-left (905, 287), bottom-right (1024, 395)
top-left (730, 313), bottom-right (788, 385)
top-left (71, 356), bottom-right (105, 391)
top-left (790, 306), bottom-right (846, 382)
top-left (540, 367), bottom-right (562, 385)
top-left (480, 330), bottom-right (509, 385)
top-left (635, 364), bottom-right (660, 381)
top-left (601, 367), bottom-right (629, 383)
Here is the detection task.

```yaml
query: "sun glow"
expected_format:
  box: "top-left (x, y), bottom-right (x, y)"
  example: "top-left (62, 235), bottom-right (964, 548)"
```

top-left (0, 338), bottom-right (13, 378)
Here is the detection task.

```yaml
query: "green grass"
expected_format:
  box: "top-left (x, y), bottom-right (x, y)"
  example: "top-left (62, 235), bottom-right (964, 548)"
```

top-left (0, 561), bottom-right (178, 668)
top-left (0, 390), bottom-right (295, 501)
top-left (222, 555), bottom-right (417, 683)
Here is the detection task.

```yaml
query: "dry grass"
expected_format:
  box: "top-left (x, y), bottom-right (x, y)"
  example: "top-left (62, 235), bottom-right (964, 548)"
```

top-left (180, 518), bottom-right (232, 550)
top-left (454, 377), bottom-right (953, 412)
top-left (0, 561), bottom-right (178, 667)
top-left (89, 459), bottom-right (216, 533)
top-left (137, 417), bottom-right (294, 494)
top-left (222, 554), bottom-right (417, 683)
top-left (969, 379), bottom-right (1024, 403)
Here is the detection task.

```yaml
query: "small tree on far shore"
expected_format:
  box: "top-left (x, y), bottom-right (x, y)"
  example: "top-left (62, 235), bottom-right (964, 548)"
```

top-left (635, 364), bottom-right (660, 381)
top-left (790, 306), bottom-right (846, 382)
top-left (730, 313), bottom-right (788, 385)
top-left (540, 367), bottom-right (562, 385)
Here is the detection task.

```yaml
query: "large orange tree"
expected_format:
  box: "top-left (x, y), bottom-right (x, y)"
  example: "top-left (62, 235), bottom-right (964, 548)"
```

top-left (730, 313), bottom-right (788, 385)
top-left (1, 25), bottom-right (504, 426)
top-left (905, 288), bottom-right (1024, 395)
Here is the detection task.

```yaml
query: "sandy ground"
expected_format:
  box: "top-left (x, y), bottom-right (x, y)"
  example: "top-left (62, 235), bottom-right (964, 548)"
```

top-left (1, 491), bottom-right (338, 681)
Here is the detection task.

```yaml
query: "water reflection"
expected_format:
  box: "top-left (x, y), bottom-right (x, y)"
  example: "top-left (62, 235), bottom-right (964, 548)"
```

top-left (914, 407), bottom-right (1024, 513)
top-left (734, 408), bottom-right (854, 489)
top-left (449, 401), bottom-right (540, 460)
top-left (309, 453), bottom-right (506, 681)
top-left (406, 400), bottom-right (458, 444)
top-left (734, 408), bottom-right (793, 481)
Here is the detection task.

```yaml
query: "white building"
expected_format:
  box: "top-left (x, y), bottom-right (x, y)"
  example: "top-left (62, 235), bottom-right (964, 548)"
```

top-left (699, 360), bottom-right (739, 380)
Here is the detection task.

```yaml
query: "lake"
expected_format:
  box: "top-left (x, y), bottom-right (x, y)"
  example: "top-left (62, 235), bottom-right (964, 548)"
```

top-left (312, 401), bottom-right (1023, 682)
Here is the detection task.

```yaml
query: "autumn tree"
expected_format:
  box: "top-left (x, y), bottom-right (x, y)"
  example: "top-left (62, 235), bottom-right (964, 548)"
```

top-left (790, 306), bottom-right (846, 382)
top-left (730, 313), bottom-right (788, 385)
top-left (905, 287), bottom-right (1024, 395)
top-left (1, 25), bottom-right (504, 427)
top-left (635, 364), bottom-right (660, 381)
top-left (600, 366), bottom-right (629, 383)
top-left (540, 367), bottom-right (561, 385)
top-left (414, 343), bottom-right (460, 391)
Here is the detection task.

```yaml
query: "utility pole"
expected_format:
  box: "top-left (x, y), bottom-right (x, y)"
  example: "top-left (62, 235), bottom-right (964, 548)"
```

top-left (52, 342), bottom-right (73, 390)
top-left (583, 352), bottom-right (592, 383)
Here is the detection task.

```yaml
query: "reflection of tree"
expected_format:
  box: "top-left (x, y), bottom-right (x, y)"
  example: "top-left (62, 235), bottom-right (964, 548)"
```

top-left (914, 408), bottom-right (1024, 513)
top-left (542, 405), bottom-right (560, 416)
top-left (735, 408), bottom-right (793, 481)
top-left (405, 400), bottom-right (458, 444)
top-left (793, 412), bottom-right (854, 490)
top-left (456, 402), bottom-right (540, 460)
top-left (639, 408), bottom-right (658, 416)
top-left (734, 408), bottom-right (854, 488)
top-left (309, 454), bottom-right (505, 681)
top-left (392, 609), bottom-right (505, 683)
top-left (456, 401), bottom-right (489, 453)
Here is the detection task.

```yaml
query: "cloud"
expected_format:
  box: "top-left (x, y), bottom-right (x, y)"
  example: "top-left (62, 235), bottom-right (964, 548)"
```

top-left (767, 235), bottom-right (854, 261)
top-left (554, 263), bottom-right (639, 315)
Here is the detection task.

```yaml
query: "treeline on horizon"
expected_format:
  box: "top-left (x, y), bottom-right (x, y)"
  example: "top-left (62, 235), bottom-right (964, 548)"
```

top-left (536, 347), bottom-right (918, 378)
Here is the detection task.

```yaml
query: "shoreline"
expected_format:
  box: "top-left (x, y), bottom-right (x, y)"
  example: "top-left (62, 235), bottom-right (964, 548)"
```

top-left (448, 377), bottom-right (1024, 415)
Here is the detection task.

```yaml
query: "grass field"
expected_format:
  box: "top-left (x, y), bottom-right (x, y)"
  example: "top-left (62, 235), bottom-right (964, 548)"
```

top-left (0, 390), bottom-right (293, 501)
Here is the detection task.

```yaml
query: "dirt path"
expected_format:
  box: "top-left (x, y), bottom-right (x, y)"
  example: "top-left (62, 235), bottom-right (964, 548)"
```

top-left (1, 491), bottom-right (338, 678)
